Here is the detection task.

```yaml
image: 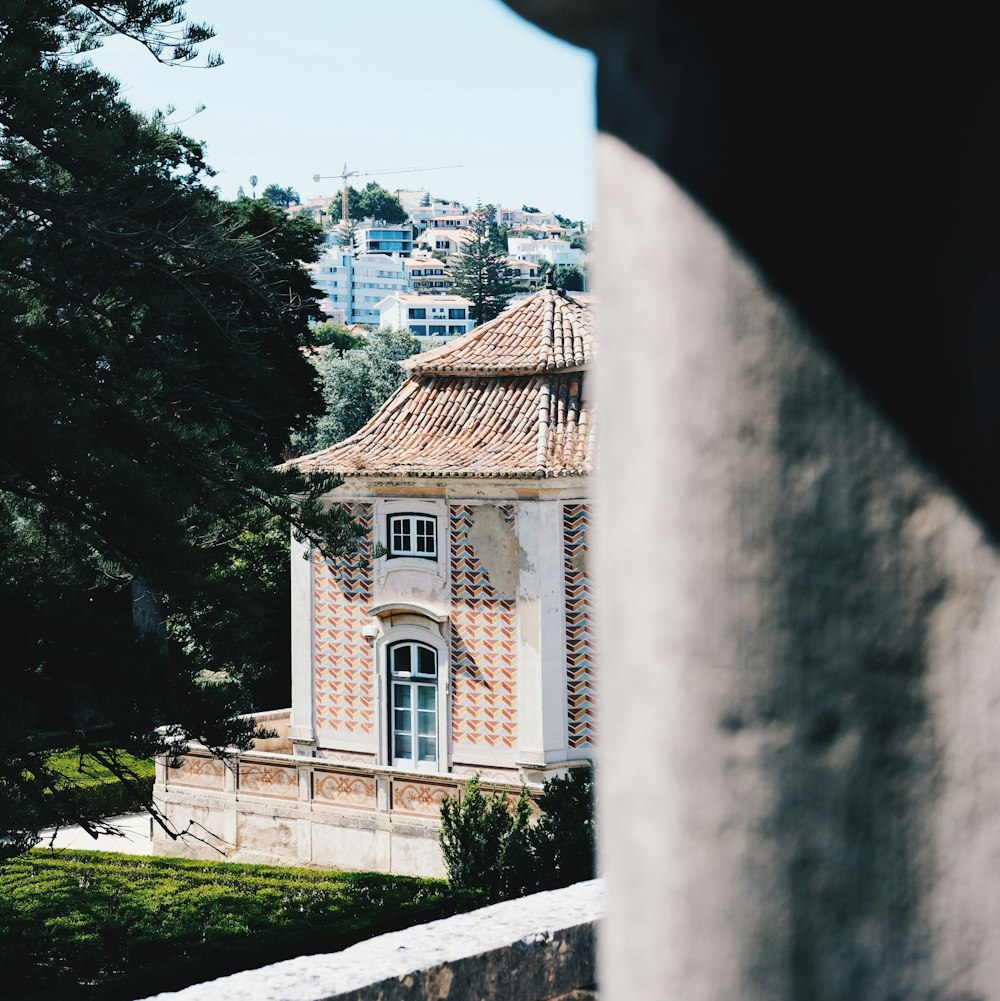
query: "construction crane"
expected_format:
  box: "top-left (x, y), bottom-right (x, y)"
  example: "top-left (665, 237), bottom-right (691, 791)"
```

top-left (312, 163), bottom-right (462, 226)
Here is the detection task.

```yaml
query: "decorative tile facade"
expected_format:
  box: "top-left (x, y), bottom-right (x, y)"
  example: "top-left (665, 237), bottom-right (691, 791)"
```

top-left (449, 504), bottom-right (518, 750)
top-left (313, 504), bottom-right (375, 736)
top-left (564, 503), bottom-right (595, 748)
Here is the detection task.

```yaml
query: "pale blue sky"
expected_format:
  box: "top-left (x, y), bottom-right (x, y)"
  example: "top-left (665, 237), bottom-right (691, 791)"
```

top-left (89, 0), bottom-right (597, 221)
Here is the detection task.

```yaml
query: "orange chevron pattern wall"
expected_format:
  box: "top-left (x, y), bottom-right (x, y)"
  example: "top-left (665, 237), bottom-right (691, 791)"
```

top-left (564, 503), bottom-right (594, 748)
top-left (449, 504), bottom-right (518, 751)
top-left (313, 504), bottom-right (375, 737)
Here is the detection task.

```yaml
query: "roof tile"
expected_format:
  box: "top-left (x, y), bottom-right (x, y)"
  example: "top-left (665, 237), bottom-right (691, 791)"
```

top-left (285, 288), bottom-right (594, 479)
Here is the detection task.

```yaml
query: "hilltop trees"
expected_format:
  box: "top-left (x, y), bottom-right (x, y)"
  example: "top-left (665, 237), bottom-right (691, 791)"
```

top-left (0, 0), bottom-right (358, 852)
top-left (451, 205), bottom-right (517, 323)
top-left (292, 328), bottom-right (420, 455)
top-left (328, 182), bottom-right (407, 225)
top-left (262, 183), bottom-right (300, 207)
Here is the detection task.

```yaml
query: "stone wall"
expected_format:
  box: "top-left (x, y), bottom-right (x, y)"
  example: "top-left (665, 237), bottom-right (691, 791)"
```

top-left (136, 880), bottom-right (602, 1001)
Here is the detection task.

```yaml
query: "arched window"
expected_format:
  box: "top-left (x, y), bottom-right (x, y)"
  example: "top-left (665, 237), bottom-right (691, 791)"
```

top-left (388, 640), bottom-right (439, 771)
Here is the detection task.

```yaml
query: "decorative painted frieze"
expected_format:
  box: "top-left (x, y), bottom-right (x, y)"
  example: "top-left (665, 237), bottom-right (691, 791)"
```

top-left (313, 771), bottom-right (377, 810)
top-left (237, 763), bottom-right (298, 798)
top-left (391, 779), bottom-right (453, 817)
top-left (167, 754), bottom-right (224, 790)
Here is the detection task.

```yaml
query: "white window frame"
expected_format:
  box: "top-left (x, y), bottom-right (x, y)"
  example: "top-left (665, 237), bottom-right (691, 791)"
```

top-left (376, 499), bottom-right (446, 583)
top-left (375, 623), bottom-right (450, 773)
top-left (387, 513), bottom-right (437, 560)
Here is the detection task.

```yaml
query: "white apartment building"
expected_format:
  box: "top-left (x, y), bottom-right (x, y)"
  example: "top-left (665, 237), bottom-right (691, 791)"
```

top-left (353, 223), bottom-right (415, 257)
top-left (495, 207), bottom-right (562, 230)
top-left (507, 236), bottom-right (585, 268)
top-left (410, 197), bottom-right (469, 231)
top-left (311, 246), bottom-right (411, 325)
top-left (377, 293), bottom-right (475, 339)
top-left (414, 229), bottom-right (472, 258)
top-left (506, 256), bottom-right (542, 291)
top-left (405, 256), bottom-right (452, 292)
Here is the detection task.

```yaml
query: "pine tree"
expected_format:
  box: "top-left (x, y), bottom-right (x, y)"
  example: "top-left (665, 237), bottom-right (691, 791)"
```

top-left (451, 205), bottom-right (517, 324)
top-left (0, 0), bottom-right (359, 853)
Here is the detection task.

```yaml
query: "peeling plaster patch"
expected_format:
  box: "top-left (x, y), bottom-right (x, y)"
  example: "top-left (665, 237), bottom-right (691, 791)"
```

top-left (468, 504), bottom-right (519, 600)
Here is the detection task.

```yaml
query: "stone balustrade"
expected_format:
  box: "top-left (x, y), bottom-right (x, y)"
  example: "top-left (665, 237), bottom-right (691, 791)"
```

top-left (153, 720), bottom-right (538, 876)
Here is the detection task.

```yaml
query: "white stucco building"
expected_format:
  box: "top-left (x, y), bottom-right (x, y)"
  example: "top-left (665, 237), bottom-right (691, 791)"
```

top-left (153, 286), bottom-right (595, 876)
top-left (377, 292), bottom-right (475, 339)
top-left (507, 237), bottom-right (585, 269)
top-left (311, 247), bottom-right (411, 325)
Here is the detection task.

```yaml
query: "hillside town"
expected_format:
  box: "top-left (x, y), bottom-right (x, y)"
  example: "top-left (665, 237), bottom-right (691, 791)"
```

top-left (283, 186), bottom-right (591, 337)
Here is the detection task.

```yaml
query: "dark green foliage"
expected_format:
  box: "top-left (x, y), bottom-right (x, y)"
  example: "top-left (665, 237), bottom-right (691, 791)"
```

top-left (538, 261), bottom-right (586, 292)
top-left (528, 765), bottom-right (596, 890)
top-left (328, 181), bottom-right (407, 225)
top-left (439, 776), bottom-right (533, 904)
top-left (569, 234), bottom-right (587, 251)
top-left (291, 328), bottom-right (420, 454)
top-left (521, 204), bottom-right (541, 213)
top-left (310, 321), bottom-right (365, 355)
top-left (488, 220), bottom-right (510, 255)
top-left (0, 1), bottom-right (361, 851)
top-left (0, 851), bottom-right (470, 999)
top-left (450, 205), bottom-right (517, 324)
top-left (420, 191), bottom-right (431, 206)
top-left (261, 183), bottom-right (300, 207)
top-left (440, 767), bottom-right (595, 902)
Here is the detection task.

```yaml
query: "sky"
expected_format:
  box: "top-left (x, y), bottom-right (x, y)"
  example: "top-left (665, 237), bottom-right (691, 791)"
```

top-left (88, 0), bottom-right (597, 222)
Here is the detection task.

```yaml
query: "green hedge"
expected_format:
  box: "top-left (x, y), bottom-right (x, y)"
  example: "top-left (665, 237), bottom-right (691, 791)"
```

top-left (0, 850), bottom-right (477, 1000)
top-left (40, 751), bottom-right (156, 828)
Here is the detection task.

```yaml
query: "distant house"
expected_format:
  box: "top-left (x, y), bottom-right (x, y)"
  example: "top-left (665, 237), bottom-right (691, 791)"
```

top-left (495, 207), bottom-right (563, 233)
top-left (153, 286), bottom-right (595, 876)
top-left (507, 236), bottom-right (584, 269)
top-left (404, 256), bottom-right (452, 293)
top-left (505, 256), bottom-right (542, 291)
top-left (377, 292), bottom-right (474, 339)
top-left (414, 228), bottom-right (473, 259)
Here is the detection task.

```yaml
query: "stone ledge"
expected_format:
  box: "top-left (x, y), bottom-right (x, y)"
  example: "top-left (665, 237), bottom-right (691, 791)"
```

top-left (137, 879), bottom-right (603, 1001)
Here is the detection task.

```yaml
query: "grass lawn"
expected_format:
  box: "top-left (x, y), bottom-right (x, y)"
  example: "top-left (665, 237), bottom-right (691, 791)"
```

top-left (45, 750), bottom-right (155, 788)
top-left (39, 749), bottom-right (156, 827)
top-left (0, 849), bottom-right (472, 1000)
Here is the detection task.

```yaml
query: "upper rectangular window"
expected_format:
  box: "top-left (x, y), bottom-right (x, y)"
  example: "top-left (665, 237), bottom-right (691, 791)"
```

top-left (448, 308), bottom-right (466, 319)
top-left (408, 308), bottom-right (427, 319)
top-left (388, 514), bottom-right (437, 559)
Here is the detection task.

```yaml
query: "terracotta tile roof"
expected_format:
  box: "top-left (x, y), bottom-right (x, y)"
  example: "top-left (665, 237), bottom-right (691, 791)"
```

top-left (285, 288), bottom-right (594, 479)
top-left (404, 287), bottom-right (593, 376)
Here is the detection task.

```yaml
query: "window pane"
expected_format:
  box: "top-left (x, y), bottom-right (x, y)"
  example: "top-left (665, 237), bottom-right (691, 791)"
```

top-left (392, 647), bottom-right (412, 675)
top-left (394, 707), bottom-right (412, 733)
top-left (393, 681), bottom-right (411, 707)
top-left (415, 519), bottom-right (435, 554)
top-left (395, 733), bottom-right (413, 759)
top-left (417, 648), bottom-right (437, 677)
top-left (417, 709), bottom-right (436, 735)
top-left (418, 736), bottom-right (436, 761)
top-left (391, 516), bottom-right (408, 552)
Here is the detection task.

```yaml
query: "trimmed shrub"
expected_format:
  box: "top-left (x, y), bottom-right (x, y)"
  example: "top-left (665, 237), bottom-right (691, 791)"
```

top-left (439, 776), bottom-right (532, 904)
top-left (439, 766), bottom-right (596, 901)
